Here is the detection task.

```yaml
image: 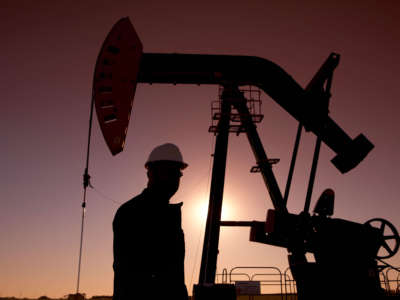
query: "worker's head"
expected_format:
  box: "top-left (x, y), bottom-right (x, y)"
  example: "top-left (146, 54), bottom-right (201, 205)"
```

top-left (145, 143), bottom-right (188, 199)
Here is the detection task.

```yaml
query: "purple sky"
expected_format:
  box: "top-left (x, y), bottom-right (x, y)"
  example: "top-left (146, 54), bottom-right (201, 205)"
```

top-left (1, 0), bottom-right (400, 297)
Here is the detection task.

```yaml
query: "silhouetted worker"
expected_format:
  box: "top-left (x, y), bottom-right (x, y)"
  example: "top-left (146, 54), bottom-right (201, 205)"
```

top-left (113, 143), bottom-right (189, 300)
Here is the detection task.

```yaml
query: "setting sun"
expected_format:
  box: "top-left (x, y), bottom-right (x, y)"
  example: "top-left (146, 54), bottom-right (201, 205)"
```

top-left (195, 197), bottom-right (235, 222)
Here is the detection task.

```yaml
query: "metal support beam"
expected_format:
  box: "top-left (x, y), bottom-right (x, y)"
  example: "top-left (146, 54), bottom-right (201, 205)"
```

top-left (232, 89), bottom-right (287, 213)
top-left (303, 65), bottom-right (334, 214)
top-left (284, 123), bottom-right (302, 205)
top-left (199, 93), bottom-right (232, 284)
top-left (220, 221), bottom-right (256, 227)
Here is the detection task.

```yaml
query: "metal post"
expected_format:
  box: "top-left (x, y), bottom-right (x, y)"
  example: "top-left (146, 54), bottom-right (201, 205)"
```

top-left (76, 93), bottom-right (95, 294)
top-left (285, 53), bottom-right (340, 207)
top-left (303, 138), bottom-right (322, 213)
top-left (284, 123), bottom-right (302, 205)
top-left (233, 90), bottom-right (287, 213)
top-left (199, 92), bottom-right (232, 284)
top-left (303, 72), bottom-right (334, 214)
top-left (76, 191), bottom-right (86, 294)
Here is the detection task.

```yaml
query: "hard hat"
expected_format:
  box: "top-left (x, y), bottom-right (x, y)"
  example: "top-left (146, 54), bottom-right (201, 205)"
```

top-left (145, 143), bottom-right (188, 169)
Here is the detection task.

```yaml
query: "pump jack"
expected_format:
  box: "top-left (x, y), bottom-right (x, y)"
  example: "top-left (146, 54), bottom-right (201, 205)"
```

top-left (92, 18), bottom-right (400, 299)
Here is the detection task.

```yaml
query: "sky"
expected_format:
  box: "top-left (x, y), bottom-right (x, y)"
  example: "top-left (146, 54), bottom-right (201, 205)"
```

top-left (1, 0), bottom-right (400, 298)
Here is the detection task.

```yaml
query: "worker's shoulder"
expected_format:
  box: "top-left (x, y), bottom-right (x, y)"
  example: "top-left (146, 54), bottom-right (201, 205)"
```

top-left (114, 190), bottom-right (148, 219)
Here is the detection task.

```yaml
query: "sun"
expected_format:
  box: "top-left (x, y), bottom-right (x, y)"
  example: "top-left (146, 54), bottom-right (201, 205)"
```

top-left (195, 197), bottom-right (234, 222)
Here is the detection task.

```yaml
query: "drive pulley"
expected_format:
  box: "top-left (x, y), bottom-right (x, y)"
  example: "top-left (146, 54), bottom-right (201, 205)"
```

top-left (365, 218), bottom-right (400, 259)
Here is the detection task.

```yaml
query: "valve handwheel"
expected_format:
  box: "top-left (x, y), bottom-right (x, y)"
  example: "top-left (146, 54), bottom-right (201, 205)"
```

top-left (365, 218), bottom-right (400, 259)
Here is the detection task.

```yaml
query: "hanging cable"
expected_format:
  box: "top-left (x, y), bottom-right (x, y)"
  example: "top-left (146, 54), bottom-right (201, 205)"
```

top-left (90, 184), bottom-right (122, 205)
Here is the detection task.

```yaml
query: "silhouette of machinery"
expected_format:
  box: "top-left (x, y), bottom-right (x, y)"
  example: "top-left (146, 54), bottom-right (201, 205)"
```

top-left (92, 18), bottom-right (400, 299)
